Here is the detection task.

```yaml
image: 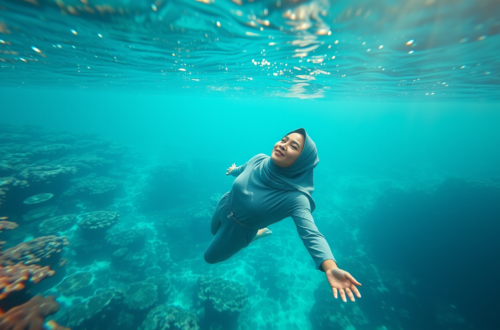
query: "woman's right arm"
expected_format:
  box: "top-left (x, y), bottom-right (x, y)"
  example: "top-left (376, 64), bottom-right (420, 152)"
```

top-left (226, 162), bottom-right (247, 177)
top-left (226, 153), bottom-right (266, 177)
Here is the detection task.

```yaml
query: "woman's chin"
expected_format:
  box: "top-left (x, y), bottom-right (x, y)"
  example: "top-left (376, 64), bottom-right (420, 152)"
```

top-left (271, 157), bottom-right (286, 168)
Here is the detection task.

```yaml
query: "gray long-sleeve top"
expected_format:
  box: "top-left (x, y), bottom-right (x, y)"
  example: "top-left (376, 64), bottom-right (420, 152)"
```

top-left (227, 154), bottom-right (336, 272)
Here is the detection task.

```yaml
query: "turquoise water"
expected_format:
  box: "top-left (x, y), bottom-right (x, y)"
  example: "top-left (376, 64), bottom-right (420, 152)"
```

top-left (0, 1), bottom-right (499, 330)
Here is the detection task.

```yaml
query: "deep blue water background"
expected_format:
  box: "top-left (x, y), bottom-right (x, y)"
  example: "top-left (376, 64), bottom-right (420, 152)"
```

top-left (1, 0), bottom-right (500, 330)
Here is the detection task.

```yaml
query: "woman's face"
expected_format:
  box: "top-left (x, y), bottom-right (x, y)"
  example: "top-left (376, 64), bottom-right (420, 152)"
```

top-left (271, 132), bottom-right (305, 167)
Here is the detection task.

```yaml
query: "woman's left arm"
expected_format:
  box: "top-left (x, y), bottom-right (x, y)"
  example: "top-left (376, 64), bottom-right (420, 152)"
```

top-left (292, 211), bottom-right (362, 302)
top-left (291, 212), bottom-right (337, 272)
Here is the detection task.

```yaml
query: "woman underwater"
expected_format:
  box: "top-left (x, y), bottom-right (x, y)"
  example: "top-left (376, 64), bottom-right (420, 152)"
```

top-left (204, 128), bottom-right (362, 302)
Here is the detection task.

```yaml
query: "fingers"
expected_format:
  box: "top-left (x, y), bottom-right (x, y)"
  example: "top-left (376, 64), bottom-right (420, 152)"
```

top-left (332, 286), bottom-right (361, 302)
top-left (351, 284), bottom-right (362, 298)
top-left (332, 287), bottom-right (348, 302)
top-left (345, 288), bottom-right (355, 302)
top-left (339, 289), bottom-right (347, 302)
top-left (346, 273), bottom-right (362, 286)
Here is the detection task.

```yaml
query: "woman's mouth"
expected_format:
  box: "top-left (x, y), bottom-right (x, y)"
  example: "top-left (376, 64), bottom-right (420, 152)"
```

top-left (275, 150), bottom-right (284, 157)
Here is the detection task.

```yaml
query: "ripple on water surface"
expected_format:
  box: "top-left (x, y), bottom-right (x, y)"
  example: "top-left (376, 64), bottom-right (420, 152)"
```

top-left (0, 0), bottom-right (498, 100)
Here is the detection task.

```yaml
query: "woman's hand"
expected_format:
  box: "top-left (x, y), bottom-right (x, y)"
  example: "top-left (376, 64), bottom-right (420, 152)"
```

top-left (226, 163), bottom-right (236, 175)
top-left (326, 268), bottom-right (362, 302)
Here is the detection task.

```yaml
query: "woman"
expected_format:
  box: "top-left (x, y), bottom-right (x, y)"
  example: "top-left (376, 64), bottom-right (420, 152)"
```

top-left (204, 128), bottom-right (362, 302)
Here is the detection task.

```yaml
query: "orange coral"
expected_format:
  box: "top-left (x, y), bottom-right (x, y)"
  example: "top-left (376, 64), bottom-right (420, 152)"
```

top-left (0, 295), bottom-right (70, 330)
top-left (0, 221), bottom-right (18, 233)
top-left (0, 263), bottom-right (55, 300)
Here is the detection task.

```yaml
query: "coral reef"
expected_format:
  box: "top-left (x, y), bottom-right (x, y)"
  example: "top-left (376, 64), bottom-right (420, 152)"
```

top-left (23, 193), bottom-right (54, 205)
top-left (195, 276), bottom-right (248, 314)
top-left (0, 263), bottom-right (55, 300)
top-left (141, 305), bottom-right (199, 330)
top-left (0, 220), bottom-right (18, 233)
top-left (105, 229), bottom-right (145, 252)
top-left (63, 176), bottom-right (122, 206)
top-left (38, 214), bottom-right (77, 235)
top-left (18, 166), bottom-right (77, 185)
top-left (121, 280), bottom-right (158, 311)
top-left (0, 295), bottom-right (69, 330)
top-left (22, 205), bottom-right (59, 222)
top-left (0, 235), bottom-right (69, 269)
top-left (194, 276), bottom-right (248, 330)
top-left (0, 213), bottom-right (69, 330)
top-left (77, 211), bottom-right (120, 238)
top-left (31, 144), bottom-right (74, 160)
top-left (56, 272), bottom-right (93, 296)
top-left (63, 289), bottom-right (125, 329)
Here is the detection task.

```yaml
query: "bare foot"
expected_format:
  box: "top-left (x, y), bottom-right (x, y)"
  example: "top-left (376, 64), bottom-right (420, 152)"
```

top-left (252, 228), bottom-right (273, 242)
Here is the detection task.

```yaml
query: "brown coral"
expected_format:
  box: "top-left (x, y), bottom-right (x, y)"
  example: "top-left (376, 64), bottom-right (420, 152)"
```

top-left (0, 221), bottom-right (18, 233)
top-left (0, 295), bottom-right (69, 330)
top-left (0, 263), bottom-right (55, 299)
top-left (0, 236), bottom-right (69, 268)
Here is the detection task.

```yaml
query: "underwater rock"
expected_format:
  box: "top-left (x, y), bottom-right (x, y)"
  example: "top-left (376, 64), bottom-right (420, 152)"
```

top-left (56, 272), bottom-right (93, 296)
top-left (77, 211), bottom-right (120, 238)
top-left (195, 276), bottom-right (248, 313)
top-left (30, 144), bottom-right (73, 159)
top-left (63, 176), bottom-right (121, 206)
top-left (141, 305), bottom-right (199, 330)
top-left (38, 214), bottom-right (77, 235)
top-left (110, 247), bottom-right (162, 281)
top-left (18, 165), bottom-right (77, 185)
top-left (105, 229), bottom-right (146, 252)
top-left (115, 311), bottom-right (136, 330)
top-left (145, 266), bottom-right (162, 278)
top-left (120, 280), bottom-right (158, 311)
top-left (70, 236), bottom-right (106, 263)
top-left (193, 276), bottom-right (248, 330)
top-left (112, 247), bottom-right (129, 266)
top-left (22, 205), bottom-right (59, 222)
top-left (23, 193), bottom-right (54, 205)
top-left (147, 275), bottom-right (173, 303)
top-left (64, 289), bottom-right (125, 329)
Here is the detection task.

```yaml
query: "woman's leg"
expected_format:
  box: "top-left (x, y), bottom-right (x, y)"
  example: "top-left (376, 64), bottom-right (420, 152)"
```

top-left (211, 217), bottom-right (221, 236)
top-left (204, 218), bottom-right (251, 264)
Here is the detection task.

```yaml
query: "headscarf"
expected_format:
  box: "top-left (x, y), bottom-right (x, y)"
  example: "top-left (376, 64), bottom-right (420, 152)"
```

top-left (257, 128), bottom-right (319, 212)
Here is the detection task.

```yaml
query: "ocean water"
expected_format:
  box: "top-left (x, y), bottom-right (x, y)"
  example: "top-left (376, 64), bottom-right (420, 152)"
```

top-left (0, 1), bottom-right (499, 330)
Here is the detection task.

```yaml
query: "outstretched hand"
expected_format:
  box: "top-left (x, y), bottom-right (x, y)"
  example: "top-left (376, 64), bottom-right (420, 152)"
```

top-left (226, 163), bottom-right (236, 175)
top-left (326, 268), bottom-right (362, 302)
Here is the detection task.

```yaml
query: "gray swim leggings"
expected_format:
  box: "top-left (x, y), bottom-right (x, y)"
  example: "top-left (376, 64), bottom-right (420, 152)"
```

top-left (204, 192), bottom-right (259, 264)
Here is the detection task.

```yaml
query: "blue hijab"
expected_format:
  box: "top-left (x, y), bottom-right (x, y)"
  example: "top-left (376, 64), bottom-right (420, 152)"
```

top-left (257, 128), bottom-right (319, 212)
